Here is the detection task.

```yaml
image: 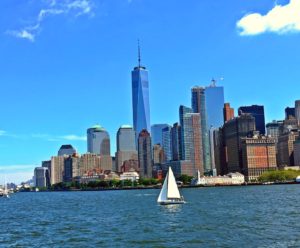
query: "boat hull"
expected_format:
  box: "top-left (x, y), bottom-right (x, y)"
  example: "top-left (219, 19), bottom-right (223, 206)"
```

top-left (158, 200), bottom-right (185, 205)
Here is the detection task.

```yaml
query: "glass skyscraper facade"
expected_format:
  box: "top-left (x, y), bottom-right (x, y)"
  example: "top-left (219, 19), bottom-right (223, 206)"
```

top-left (151, 124), bottom-right (169, 145)
top-left (87, 125), bottom-right (111, 155)
top-left (162, 126), bottom-right (172, 162)
top-left (179, 105), bottom-right (193, 160)
top-left (205, 86), bottom-right (225, 129)
top-left (132, 65), bottom-right (151, 137)
top-left (191, 87), bottom-right (211, 173)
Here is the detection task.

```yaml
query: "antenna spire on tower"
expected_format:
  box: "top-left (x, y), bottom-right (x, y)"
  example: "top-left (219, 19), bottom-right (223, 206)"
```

top-left (138, 39), bottom-right (141, 67)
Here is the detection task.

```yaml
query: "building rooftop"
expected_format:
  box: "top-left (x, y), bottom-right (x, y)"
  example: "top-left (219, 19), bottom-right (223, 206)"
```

top-left (120, 125), bottom-right (132, 129)
top-left (90, 124), bottom-right (105, 131)
top-left (59, 145), bottom-right (74, 150)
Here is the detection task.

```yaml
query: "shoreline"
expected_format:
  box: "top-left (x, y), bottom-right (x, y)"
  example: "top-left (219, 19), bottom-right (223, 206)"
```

top-left (19, 181), bottom-right (300, 193)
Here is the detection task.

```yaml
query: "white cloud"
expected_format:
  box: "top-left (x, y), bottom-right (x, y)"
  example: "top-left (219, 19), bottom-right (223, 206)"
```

top-left (7, 0), bottom-right (94, 42)
top-left (7, 29), bottom-right (35, 42)
top-left (0, 165), bottom-right (36, 184)
top-left (59, 135), bottom-right (87, 141)
top-left (0, 130), bottom-right (6, 136)
top-left (237, 0), bottom-right (300, 36)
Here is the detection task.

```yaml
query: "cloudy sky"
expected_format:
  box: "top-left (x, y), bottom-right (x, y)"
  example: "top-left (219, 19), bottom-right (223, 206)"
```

top-left (0, 0), bottom-right (300, 183)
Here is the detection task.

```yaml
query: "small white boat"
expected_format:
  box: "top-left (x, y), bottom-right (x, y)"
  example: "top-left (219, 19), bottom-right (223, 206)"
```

top-left (157, 167), bottom-right (185, 205)
top-left (0, 181), bottom-right (10, 198)
top-left (296, 176), bottom-right (300, 183)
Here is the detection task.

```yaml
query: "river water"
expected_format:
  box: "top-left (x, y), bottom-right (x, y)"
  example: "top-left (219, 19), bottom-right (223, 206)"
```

top-left (1, 185), bottom-right (299, 247)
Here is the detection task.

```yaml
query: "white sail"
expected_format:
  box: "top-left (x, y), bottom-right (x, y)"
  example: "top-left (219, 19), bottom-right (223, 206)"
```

top-left (166, 167), bottom-right (181, 199)
top-left (157, 170), bottom-right (168, 203)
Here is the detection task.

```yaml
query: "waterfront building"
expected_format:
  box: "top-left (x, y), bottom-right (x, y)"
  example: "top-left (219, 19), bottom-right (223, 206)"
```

top-left (42, 160), bottom-right (51, 183)
top-left (64, 154), bottom-right (80, 182)
top-left (222, 114), bottom-right (256, 173)
top-left (294, 138), bottom-right (300, 166)
top-left (285, 107), bottom-right (295, 119)
top-left (87, 125), bottom-right (111, 156)
top-left (121, 159), bottom-right (139, 173)
top-left (151, 124), bottom-right (169, 145)
top-left (194, 172), bottom-right (245, 186)
top-left (58, 144), bottom-right (76, 156)
top-left (295, 100), bottom-right (300, 124)
top-left (115, 125), bottom-right (137, 172)
top-left (120, 169), bottom-right (140, 182)
top-left (34, 167), bottom-right (49, 188)
top-left (153, 144), bottom-right (165, 165)
top-left (50, 156), bottom-right (65, 185)
top-left (277, 131), bottom-right (299, 167)
top-left (179, 105), bottom-right (193, 161)
top-left (79, 153), bottom-right (101, 176)
top-left (171, 123), bottom-right (182, 161)
top-left (223, 103), bottom-right (235, 123)
top-left (183, 113), bottom-right (204, 175)
top-left (132, 47), bottom-right (151, 136)
top-left (191, 87), bottom-right (211, 173)
top-left (238, 105), bottom-right (266, 135)
top-left (161, 160), bottom-right (194, 178)
top-left (162, 125), bottom-right (172, 162)
top-left (266, 120), bottom-right (283, 142)
top-left (241, 134), bottom-right (277, 181)
top-left (138, 129), bottom-right (152, 178)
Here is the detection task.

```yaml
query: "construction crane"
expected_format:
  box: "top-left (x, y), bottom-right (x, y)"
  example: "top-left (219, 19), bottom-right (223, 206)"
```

top-left (210, 77), bottom-right (224, 87)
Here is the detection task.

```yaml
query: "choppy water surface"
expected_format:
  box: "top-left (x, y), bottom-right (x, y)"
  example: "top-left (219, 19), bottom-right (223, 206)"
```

top-left (1, 185), bottom-right (300, 247)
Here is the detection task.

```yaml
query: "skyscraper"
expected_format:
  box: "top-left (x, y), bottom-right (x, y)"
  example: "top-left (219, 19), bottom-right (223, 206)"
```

top-left (138, 129), bottom-right (152, 178)
top-left (191, 87), bottom-right (211, 173)
top-left (238, 105), bottom-right (266, 135)
top-left (151, 124), bottom-right (169, 145)
top-left (223, 103), bottom-right (234, 123)
top-left (171, 122), bottom-right (182, 161)
top-left (179, 105), bottom-right (193, 160)
top-left (184, 113), bottom-right (204, 175)
top-left (116, 125), bottom-right (138, 172)
top-left (162, 126), bottom-right (172, 162)
top-left (205, 84), bottom-right (225, 128)
top-left (285, 107), bottom-right (295, 120)
top-left (87, 125), bottom-right (111, 155)
top-left (295, 100), bottom-right (300, 124)
top-left (34, 167), bottom-right (49, 188)
top-left (132, 45), bottom-right (151, 136)
top-left (222, 114), bottom-right (256, 173)
top-left (58, 144), bottom-right (76, 156)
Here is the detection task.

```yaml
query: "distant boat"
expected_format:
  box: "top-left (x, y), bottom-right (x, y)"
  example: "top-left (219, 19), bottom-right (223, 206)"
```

top-left (0, 177), bottom-right (10, 198)
top-left (157, 167), bottom-right (185, 205)
top-left (296, 176), bottom-right (300, 183)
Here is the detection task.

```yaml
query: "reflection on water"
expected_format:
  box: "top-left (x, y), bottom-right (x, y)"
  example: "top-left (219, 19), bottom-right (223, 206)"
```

top-left (160, 203), bottom-right (183, 213)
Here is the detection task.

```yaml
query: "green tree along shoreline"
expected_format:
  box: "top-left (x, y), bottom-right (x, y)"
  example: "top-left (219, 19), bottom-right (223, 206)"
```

top-left (43, 178), bottom-right (162, 191)
top-left (259, 170), bottom-right (300, 183)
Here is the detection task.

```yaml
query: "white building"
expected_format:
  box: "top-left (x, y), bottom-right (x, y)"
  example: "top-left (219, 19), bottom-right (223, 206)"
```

top-left (193, 172), bottom-right (245, 186)
top-left (120, 169), bottom-right (140, 182)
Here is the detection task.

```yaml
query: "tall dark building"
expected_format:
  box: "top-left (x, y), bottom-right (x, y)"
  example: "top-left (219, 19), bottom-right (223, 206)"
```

top-left (285, 107), bottom-right (295, 120)
top-left (171, 123), bottom-right (182, 161)
top-left (238, 105), bottom-right (265, 135)
top-left (179, 105), bottom-right (193, 160)
top-left (138, 129), bottom-right (152, 178)
top-left (222, 114), bottom-right (256, 174)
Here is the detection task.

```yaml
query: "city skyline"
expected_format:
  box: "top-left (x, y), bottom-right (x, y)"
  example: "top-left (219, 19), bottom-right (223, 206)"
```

top-left (1, 0), bottom-right (300, 183)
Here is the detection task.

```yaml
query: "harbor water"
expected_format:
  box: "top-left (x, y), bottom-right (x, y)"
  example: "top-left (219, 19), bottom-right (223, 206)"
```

top-left (1, 185), bottom-right (300, 247)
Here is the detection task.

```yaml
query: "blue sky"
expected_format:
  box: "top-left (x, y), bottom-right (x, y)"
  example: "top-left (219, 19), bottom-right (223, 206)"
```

top-left (0, 0), bottom-right (300, 183)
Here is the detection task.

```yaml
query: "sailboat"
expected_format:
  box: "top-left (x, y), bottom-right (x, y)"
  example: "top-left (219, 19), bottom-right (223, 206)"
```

top-left (0, 177), bottom-right (10, 198)
top-left (157, 167), bottom-right (185, 205)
